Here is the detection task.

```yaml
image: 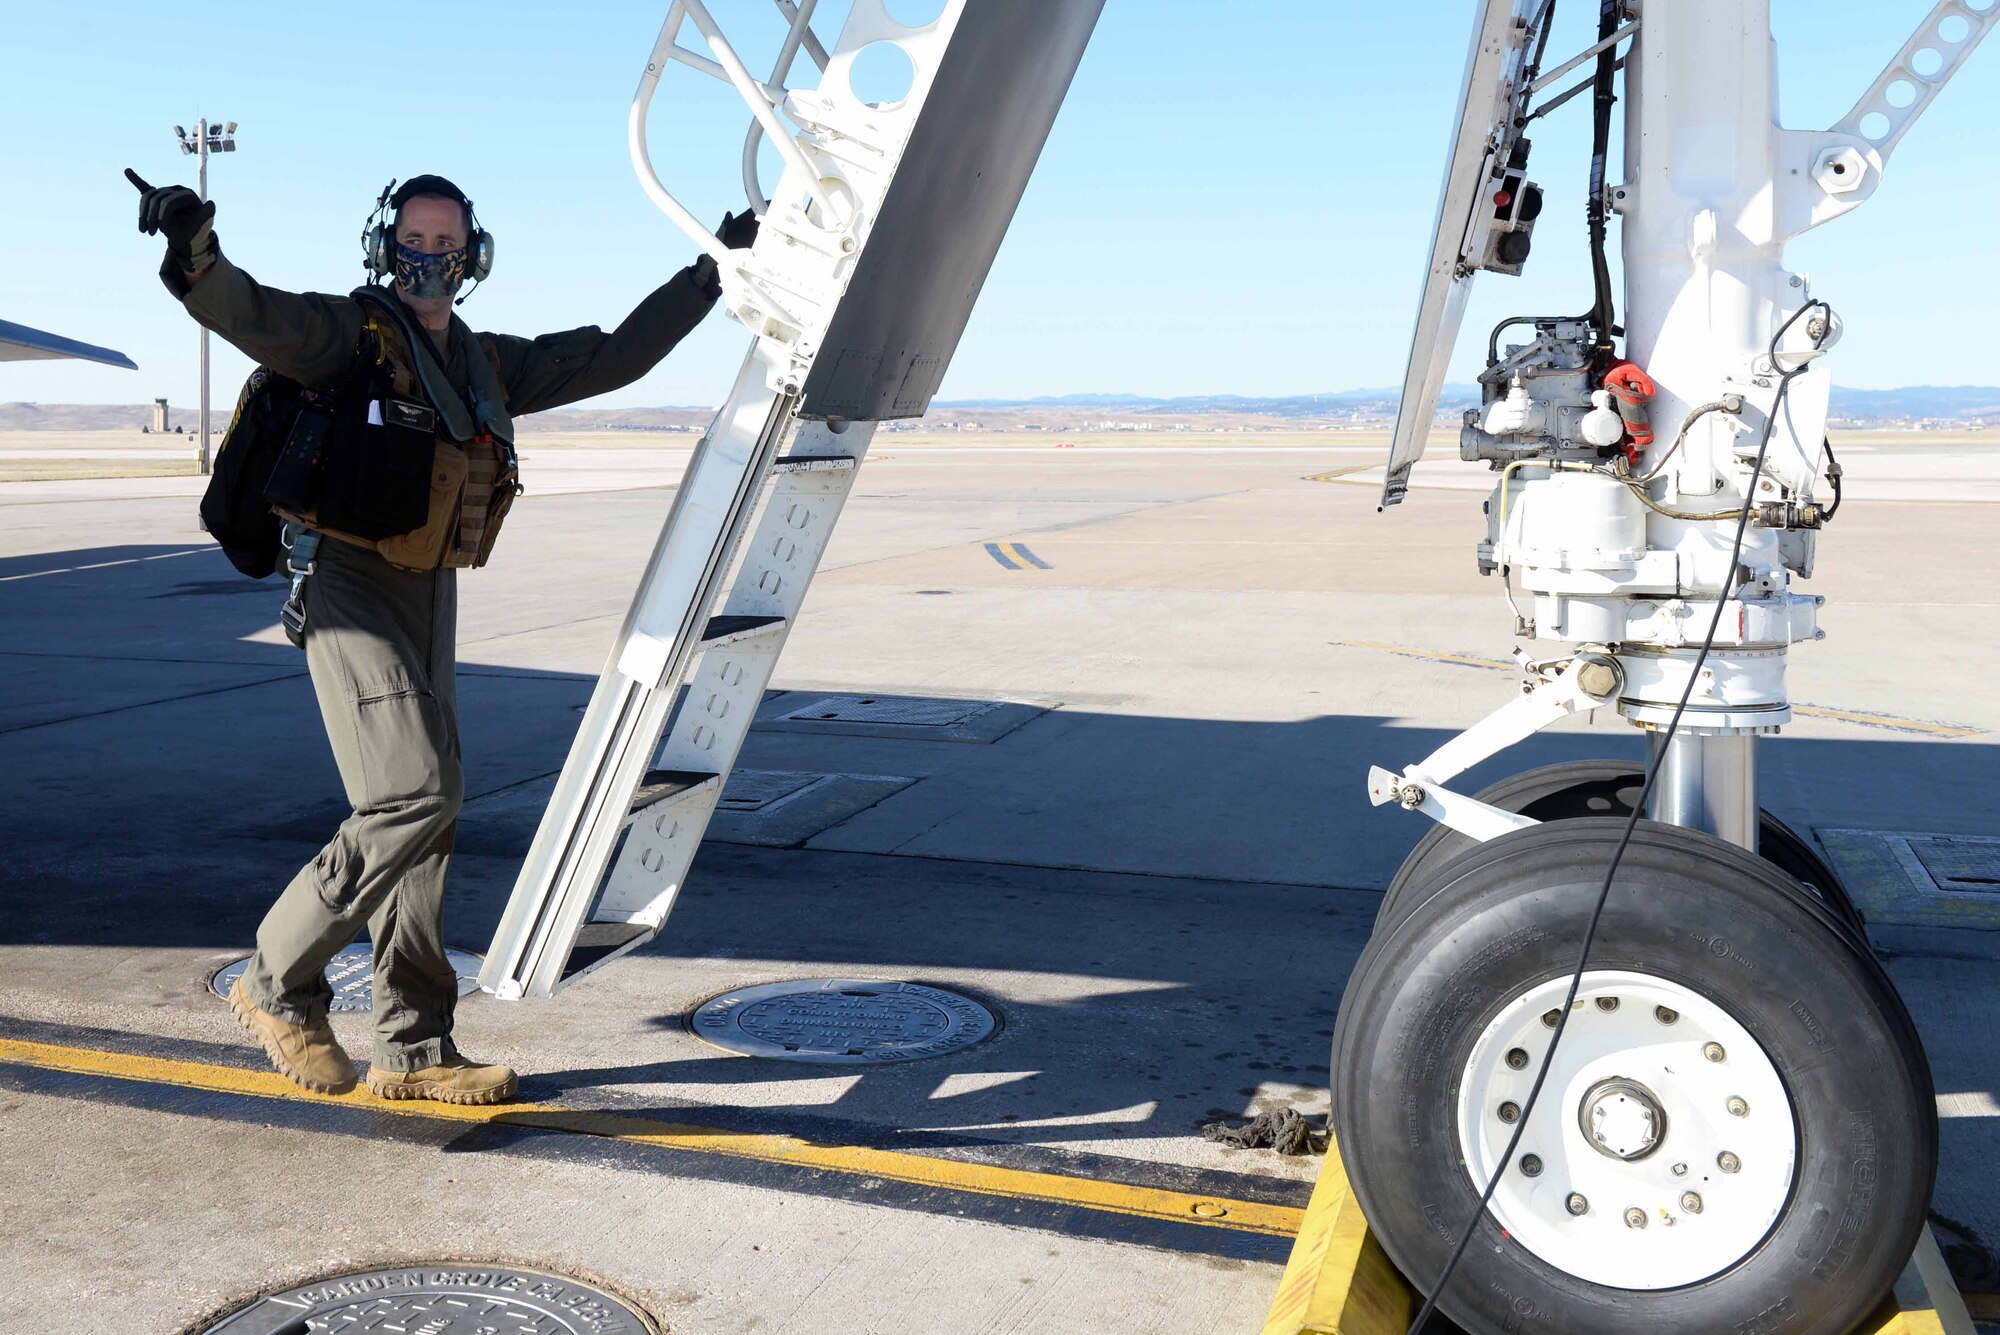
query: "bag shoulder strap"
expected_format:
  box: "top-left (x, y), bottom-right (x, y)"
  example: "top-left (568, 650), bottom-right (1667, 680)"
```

top-left (476, 333), bottom-right (510, 409)
top-left (348, 284), bottom-right (476, 442)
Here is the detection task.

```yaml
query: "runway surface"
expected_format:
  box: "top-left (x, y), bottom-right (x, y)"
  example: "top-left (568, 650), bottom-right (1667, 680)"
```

top-left (3, 435), bottom-right (1996, 1332)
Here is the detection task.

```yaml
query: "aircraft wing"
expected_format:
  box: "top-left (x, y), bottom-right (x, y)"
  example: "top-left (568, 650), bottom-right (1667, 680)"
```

top-left (0, 319), bottom-right (137, 370)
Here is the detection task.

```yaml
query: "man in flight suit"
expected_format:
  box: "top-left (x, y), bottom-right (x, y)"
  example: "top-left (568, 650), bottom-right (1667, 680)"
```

top-left (132, 170), bottom-right (753, 1104)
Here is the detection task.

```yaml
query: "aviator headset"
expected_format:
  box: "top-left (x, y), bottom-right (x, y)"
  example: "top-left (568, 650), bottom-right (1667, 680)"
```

top-left (361, 175), bottom-right (495, 302)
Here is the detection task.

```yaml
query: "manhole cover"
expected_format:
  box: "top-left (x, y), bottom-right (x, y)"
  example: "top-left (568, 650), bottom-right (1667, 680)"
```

top-left (212, 945), bottom-right (483, 1014)
top-left (690, 978), bottom-right (998, 1064)
top-left (777, 694), bottom-right (994, 727)
top-left (718, 768), bottom-right (823, 812)
top-left (197, 1263), bottom-right (654, 1333)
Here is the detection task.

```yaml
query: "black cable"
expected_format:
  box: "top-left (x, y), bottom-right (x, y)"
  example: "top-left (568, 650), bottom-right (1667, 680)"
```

top-left (1820, 436), bottom-right (1844, 519)
top-left (1402, 300), bottom-right (1833, 1335)
top-left (1585, 0), bottom-right (1621, 353)
top-left (1523, 0), bottom-right (1561, 89)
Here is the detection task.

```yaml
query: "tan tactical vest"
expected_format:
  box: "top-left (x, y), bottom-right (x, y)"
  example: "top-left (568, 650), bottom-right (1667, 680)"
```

top-left (279, 305), bottom-right (519, 572)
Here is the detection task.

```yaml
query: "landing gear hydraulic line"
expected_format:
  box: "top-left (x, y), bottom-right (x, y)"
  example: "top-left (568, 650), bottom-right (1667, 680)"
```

top-left (1342, 3), bottom-right (1994, 1332)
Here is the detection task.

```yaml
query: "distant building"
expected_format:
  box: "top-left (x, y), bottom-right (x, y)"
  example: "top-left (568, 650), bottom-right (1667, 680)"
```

top-left (152, 398), bottom-right (170, 433)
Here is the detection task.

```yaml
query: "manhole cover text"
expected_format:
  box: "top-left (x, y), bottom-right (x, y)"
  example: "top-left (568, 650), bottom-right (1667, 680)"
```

top-left (198, 1263), bottom-right (653, 1334)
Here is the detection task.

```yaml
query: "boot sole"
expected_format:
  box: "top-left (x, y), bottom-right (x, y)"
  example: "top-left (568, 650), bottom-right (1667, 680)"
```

top-left (227, 982), bottom-right (356, 1096)
top-left (366, 1073), bottom-right (518, 1106)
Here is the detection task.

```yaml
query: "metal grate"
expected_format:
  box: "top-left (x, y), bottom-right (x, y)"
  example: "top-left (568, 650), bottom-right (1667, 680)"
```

top-left (1817, 827), bottom-right (2000, 929)
top-left (1911, 836), bottom-right (2000, 895)
top-left (777, 694), bottom-right (995, 727)
top-left (717, 769), bottom-right (824, 812)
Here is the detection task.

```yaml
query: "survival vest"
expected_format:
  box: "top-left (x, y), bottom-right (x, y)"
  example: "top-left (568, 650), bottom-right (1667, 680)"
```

top-left (200, 286), bottom-right (520, 577)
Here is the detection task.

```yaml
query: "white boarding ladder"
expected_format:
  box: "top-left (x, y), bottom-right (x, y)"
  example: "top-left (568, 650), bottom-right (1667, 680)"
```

top-left (481, 0), bottom-right (1105, 999)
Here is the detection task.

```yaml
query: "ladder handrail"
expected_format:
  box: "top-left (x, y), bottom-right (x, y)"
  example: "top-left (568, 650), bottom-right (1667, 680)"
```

top-left (627, 0), bottom-right (842, 262)
top-left (742, 0), bottom-right (830, 211)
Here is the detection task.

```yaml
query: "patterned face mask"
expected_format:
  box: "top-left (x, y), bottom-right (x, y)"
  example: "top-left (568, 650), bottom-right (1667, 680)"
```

top-left (393, 241), bottom-right (468, 300)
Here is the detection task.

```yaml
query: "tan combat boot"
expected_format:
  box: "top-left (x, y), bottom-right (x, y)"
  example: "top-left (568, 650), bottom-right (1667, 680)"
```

top-left (366, 1056), bottom-right (518, 1106)
top-left (227, 976), bottom-right (356, 1094)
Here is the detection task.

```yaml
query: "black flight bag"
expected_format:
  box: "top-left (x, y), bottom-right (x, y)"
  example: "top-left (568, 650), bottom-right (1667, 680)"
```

top-left (200, 368), bottom-right (301, 578)
top-left (312, 386), bottom-right (438, 542)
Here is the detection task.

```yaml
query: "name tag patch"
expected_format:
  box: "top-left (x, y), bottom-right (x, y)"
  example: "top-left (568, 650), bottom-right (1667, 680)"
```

top-left (383, 398), bottom-right (436, 434)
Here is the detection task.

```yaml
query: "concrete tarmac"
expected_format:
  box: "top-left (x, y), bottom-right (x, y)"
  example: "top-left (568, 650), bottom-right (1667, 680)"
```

top-left (2, 437), bottom-right (1997, 1333)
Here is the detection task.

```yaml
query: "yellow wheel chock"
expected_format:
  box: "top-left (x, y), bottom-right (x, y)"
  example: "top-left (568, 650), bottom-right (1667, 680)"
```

top-left (1262, 1142), bottom-right (1979, 1335)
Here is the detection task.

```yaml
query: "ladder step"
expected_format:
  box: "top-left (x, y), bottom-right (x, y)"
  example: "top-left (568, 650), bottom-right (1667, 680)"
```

top-left (628, 769), bottom-right (721, 815)
top-left (698, 613), bottom-right (787, 648)
top-left (561, 921), bottom-right (656, 982)
top-left (771, 454), bottom-right (857, 473)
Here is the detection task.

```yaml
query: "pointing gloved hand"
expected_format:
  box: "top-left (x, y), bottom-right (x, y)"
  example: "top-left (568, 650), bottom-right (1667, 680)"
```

top-left (125, 168), bottom-right (218, 270)
top-left (715, 208), bottom-right (759, 252)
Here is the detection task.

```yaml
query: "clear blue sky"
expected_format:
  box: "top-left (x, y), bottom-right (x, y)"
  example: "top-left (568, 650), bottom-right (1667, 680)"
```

top-left (4, 1), bottom-right (1995, 410)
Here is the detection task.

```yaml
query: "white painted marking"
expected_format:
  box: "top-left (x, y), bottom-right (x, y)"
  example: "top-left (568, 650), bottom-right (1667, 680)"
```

top-left (0, 547), bottom-right (208, 582)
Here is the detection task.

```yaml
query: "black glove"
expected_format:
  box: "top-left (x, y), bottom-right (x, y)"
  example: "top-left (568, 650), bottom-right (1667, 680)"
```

top-left (125, 168), bottom-right (216, 266)
top-left (715, 208), bottom-right (759, 252)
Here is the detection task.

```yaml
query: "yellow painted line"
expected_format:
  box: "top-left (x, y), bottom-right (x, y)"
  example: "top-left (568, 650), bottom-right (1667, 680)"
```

top-left (0, 1036), bottom-right (1304, 1239)
top-left (1335, 641), bottom-right (1984, 737)
top-left (1303, 464), bottom-right (1381, 484)
top-left (1790, 704), bottom-right (1981, 739)
top-left (1335, 639), bottom-right (1511, 672)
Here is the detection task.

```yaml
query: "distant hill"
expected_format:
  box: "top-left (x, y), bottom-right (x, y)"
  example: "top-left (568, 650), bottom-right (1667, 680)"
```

top-left (8, 383), bottom-right (1998, 433)
top-left (0, 402), bottom-right (160, 431)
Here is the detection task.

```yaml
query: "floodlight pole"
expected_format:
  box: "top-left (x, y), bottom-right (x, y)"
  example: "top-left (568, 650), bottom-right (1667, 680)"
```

top-left (178, 116), bottom-right (236, 475)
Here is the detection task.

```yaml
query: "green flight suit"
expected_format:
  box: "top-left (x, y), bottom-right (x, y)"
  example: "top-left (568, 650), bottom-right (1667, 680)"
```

top-left (171, 248), bottom-right (716, 1068)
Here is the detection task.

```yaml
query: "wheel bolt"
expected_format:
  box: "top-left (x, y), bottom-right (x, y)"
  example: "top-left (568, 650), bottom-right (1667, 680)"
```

top-left (1505, 1047), bottom-right (1529, 1070)
top-left (1681, 1191), bottom-right (1703, 1214)
top-left (1520, 1154), bottom-right (1543, 1177)
top-left (1727, 1096), bottom-right (1749, 1118)
top-left (1625, 1207), bottom-right (1647, 1229)
top-left (1542, 1009), bottom-right (1561, 1029)
top-left (1703, 1042), bottom-right (1726, 1063)
top-left (1498, 1101), bottom-right (1521, 1123)
top-left (1718, 1151), bottom-right (1741, 1174)
top-left (1595, 996), bottom-right (1619, 1012)
top-left (1566, 1193), bottom-right (1588, 1216)
top-left (1655, 1006), bottom-right (1679, 1025)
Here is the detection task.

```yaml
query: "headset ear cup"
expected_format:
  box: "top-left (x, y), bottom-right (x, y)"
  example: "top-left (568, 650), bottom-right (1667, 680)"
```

top-left (470, 231), bottom-right (494, 282)
top-left (365, 222), bottom-right (393, 277)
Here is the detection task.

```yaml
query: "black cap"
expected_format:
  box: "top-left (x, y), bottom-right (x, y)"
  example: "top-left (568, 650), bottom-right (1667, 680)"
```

top-left (390, 174), bottom-right (472, 212)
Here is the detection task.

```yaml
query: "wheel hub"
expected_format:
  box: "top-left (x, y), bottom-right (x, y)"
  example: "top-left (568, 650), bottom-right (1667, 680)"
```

top-left (1580, 1076), bottom-right (1666, 1160)
top-left (1454, 969), bottom-right (1798, 1290)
